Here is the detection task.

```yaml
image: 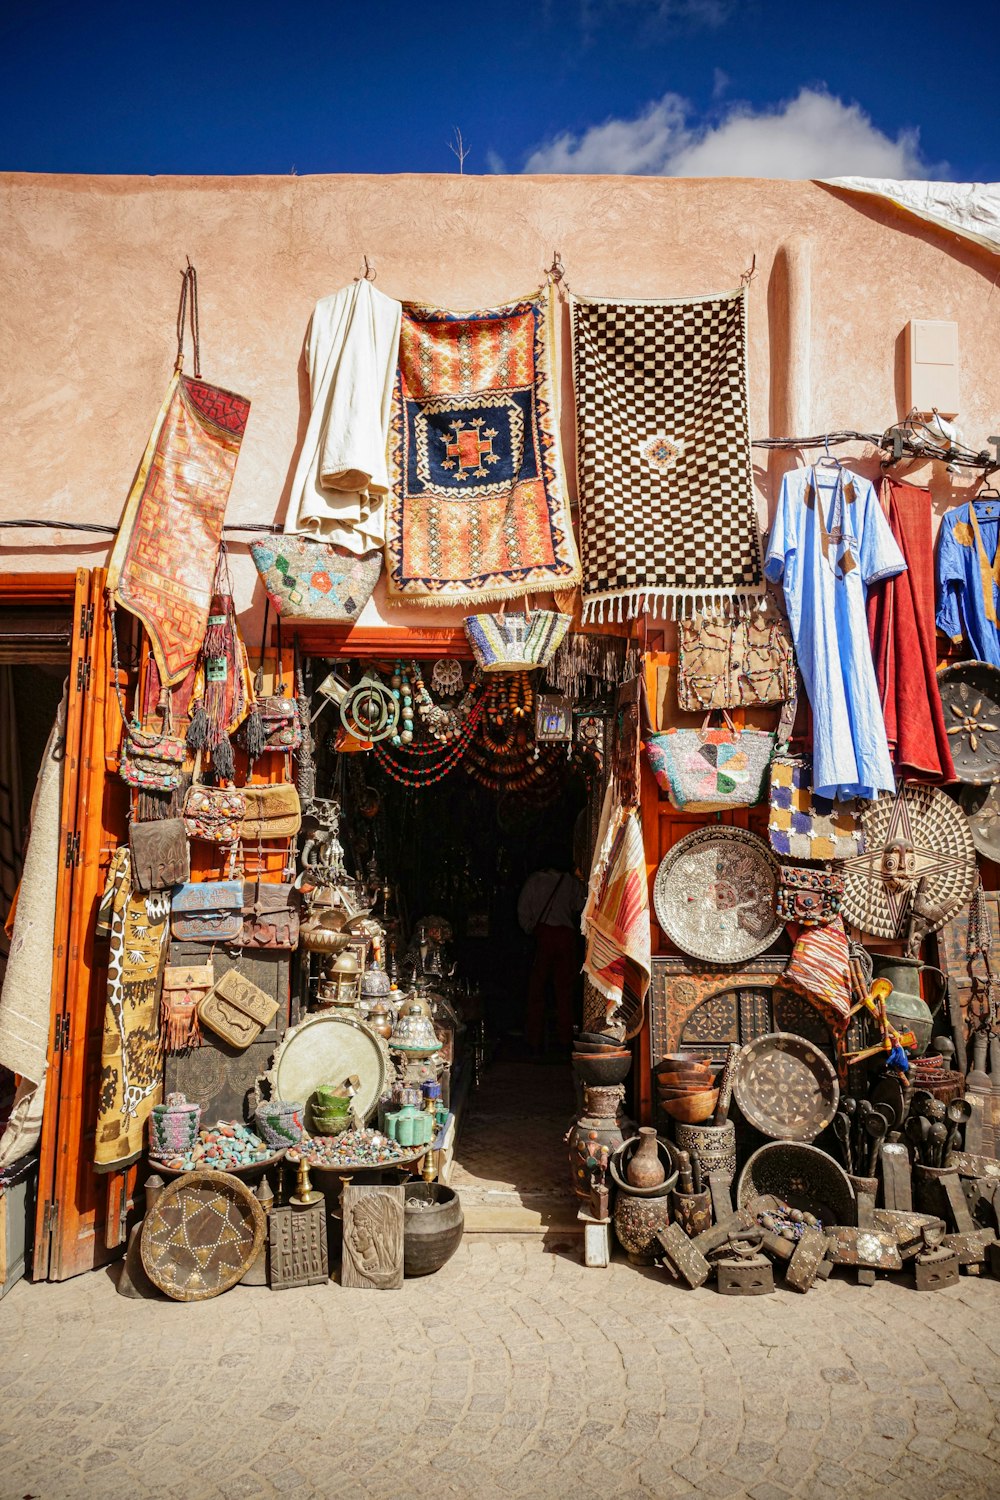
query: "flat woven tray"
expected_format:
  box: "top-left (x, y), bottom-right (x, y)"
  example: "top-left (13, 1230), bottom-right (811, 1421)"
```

top-left (140, 1169), bottom-right (266, 1301)
top-left (732, 1032), bottom-right (839, 1143)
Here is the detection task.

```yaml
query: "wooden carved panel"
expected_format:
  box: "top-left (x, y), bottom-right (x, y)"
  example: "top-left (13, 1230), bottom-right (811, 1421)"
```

top-left (649, 955), bottom-right (834, 1070)
top-left (341, 1183), bottom-right (404, 1290)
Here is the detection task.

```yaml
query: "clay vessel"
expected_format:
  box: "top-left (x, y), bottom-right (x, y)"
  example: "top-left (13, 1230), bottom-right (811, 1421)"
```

top-left (626, 1127), bottom-right (666, 1190)
top-left (566, 1085), bottom-right (635, 1200)
top-left (613, 1193), bottom-right (671, 1265)
top-left (402, 1182), bottom-right (464, 1277)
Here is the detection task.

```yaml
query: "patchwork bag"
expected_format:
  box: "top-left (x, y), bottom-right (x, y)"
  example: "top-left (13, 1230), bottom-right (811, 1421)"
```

top-left (249, 535), bottom-right (381, 621)
top-left (183, 784), bottom-right (247, 847)
top-left (129, 817), bottom-right (190, 893)
top-left (783, 916), bottom-right (853, 1034)
top-left (120, 726), bottom-right (188, 792)
top-left (170, 880), bottom-right (244, 943)
top-left (198, 967), bottom-right (280, 1049)
top-left (253, 697), bottom-right (301, 754)
top-left (643, 714), bottom-right (774, 812)
top-left (240, 784), bottom-right (302, 842)
top-left (768, 754), bottom-right (864, 861)
top-left (160, 962), bottom-right (213, 1051)
top-left (775, 865), bottom-right (844, 927)
top-left (677, 597), bottom-right (795, 711)
top-left (240, 881), bottom-right (300, 949)
top-left (464, 610), bottom-right (572, 672)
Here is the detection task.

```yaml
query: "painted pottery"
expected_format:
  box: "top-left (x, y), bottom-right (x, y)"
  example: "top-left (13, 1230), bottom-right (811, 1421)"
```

top-left (402, 1182), bottom-right (464, 1277)
top-left (627, 1127), bottom-right (667, 1190)
top-left (673, 1120), bottom-right (738, 1183)
top-left (567, 1086), bottom-right (635, 1201)
top-left (871, 955), bottom-right (945, 1057)
top-left (613, 1192), bottom-right (672, 1265)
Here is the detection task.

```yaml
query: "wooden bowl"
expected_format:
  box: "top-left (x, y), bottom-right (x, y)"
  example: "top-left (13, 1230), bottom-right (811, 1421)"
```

top-left (655, 1054), bottom-right (712, 1075)
top-left (659, 1088), bottom-right (719, 1124)
top-left (656, 1066), bottom-right (714, 1086)
top-left (573, 1038), bottom-right (629, 1054)
top-left (656, 1079), bottom-right (712, 1096)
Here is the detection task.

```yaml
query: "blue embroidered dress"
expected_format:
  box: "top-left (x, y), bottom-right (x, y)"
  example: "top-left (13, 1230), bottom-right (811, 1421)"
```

top-left (764, 466), bottom-right (906, 800)
top-left (935, 503), bottom-right (1000, 667)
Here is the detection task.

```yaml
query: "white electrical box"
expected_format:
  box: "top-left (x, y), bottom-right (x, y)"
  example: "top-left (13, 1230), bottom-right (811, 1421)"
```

top-left (905, 319), bottom-right (960, 417)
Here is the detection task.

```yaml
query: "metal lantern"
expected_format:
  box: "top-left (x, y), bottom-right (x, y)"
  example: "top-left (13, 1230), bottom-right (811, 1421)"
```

top-left (317, 947), bottom-right (364, 1011)
top-left (389, 999), bottom-right (443, 1058)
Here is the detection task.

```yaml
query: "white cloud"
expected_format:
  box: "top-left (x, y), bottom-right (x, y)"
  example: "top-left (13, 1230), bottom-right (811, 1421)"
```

top-left (522, 87), bottom-right (944, 179)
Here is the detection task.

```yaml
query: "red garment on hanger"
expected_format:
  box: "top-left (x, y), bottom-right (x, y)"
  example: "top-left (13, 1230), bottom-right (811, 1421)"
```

top-left (866, 477), bottom-right (955, 783)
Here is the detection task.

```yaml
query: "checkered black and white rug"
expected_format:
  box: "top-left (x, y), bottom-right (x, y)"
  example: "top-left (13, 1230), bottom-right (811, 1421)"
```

top-left (571, 286), bottom-right (765, 623)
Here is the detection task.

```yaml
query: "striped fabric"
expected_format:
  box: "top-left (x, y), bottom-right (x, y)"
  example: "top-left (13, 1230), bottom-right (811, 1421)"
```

top-left (784, 916), bottom-right (852, 1034)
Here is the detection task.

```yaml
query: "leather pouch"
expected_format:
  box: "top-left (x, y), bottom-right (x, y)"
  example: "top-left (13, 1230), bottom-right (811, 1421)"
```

top-left (129, 817), bottom-right (190, 892)
top-left (241, 881), bottom-right (300, 949)
top-left (241, 783), bottom-right (302, 842)
top-left (170, 880), bottom-right (244, 943)
top-left (198, 967), bottom-right (279, 1049)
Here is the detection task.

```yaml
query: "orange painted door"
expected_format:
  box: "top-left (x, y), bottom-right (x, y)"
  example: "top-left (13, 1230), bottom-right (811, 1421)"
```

top-left (34, 570), bottom-right (131, 1279)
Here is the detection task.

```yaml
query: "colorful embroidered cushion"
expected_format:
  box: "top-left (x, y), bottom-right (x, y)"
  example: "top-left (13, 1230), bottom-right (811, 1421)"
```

top-left (768, 754), bottom-right (864, 861)
top-left (250, 536), bottom-right (381, 620)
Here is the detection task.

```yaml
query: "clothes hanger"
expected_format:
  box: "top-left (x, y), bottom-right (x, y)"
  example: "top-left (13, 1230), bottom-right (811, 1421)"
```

top-left (814, 434), bottom-right (842, 470)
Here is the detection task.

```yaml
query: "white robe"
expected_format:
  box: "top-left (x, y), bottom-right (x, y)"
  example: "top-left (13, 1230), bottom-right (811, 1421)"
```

top-left (284, 279), bottom-right (402, 555)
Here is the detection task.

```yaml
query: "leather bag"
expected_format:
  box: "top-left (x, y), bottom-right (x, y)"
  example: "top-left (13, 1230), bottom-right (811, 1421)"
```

top-left (240, 784), bottom-right (302, 842)
top-left (198, 967), bottom-right (279, 1049)
top-left (240, 881), bottom-right (300, 949)
top-left (677, 596), bottom-right (795, 711)
top-left (120, 726), bottom-right (188, 792)
top-left (170, 880), bottom-right (243, 943)
top-left (183, 784), bottom-right (246, 846)
top-left (129, 818), bottom-right (190, 892)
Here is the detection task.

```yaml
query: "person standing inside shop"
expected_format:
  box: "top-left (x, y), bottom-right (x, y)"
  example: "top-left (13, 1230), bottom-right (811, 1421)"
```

top-left (518, 850), bottom-right (586, 1058)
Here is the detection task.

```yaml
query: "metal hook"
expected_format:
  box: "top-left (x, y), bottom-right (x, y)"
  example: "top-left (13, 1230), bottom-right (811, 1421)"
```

top-left (547, 250), bottom-right (566, 284)
top-left (356, 255), bottom-right (377, 283)
top-left (740, 253), bottom-right (757, 287)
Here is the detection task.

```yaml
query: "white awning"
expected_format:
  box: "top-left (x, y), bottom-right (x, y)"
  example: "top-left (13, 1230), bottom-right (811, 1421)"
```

top-left (822, 178), bottom-right (1000, 256)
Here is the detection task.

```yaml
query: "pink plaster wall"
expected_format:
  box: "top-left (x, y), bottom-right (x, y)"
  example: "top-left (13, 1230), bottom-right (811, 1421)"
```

top-left (1, 172), bottom-right (998, 632)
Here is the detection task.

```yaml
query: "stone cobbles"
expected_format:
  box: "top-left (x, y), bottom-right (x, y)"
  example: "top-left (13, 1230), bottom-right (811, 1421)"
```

top-left (0, 1235), bottom-right (998, 1499)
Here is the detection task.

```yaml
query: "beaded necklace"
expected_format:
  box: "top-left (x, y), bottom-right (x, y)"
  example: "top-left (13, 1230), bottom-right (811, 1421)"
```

top-left (411, 662), bottom-right (482, 743)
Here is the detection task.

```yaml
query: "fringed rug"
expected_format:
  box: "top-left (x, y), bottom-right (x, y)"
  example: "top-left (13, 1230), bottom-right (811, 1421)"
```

top-left (385, 287), bottom-right (580, 605)
top-left (571, 285), bottom-right (764, 623)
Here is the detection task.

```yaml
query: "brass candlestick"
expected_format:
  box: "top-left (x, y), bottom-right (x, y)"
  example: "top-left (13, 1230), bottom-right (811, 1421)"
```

top-left (291, 1157), bottom-right (322, 1207)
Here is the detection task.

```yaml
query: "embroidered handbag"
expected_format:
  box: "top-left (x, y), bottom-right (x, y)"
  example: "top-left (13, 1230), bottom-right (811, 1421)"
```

top-left (160, 963), bottom-right (213, 1051)
top-left (129, 817), bottom-right (190, 892)
top-left (768, 753), bottom-right (864, 861)
top-left (120, 726), bottom-right (188, 792)
top-left (253, 697), bottom-right (302, 753)
top-left (249, 535), bottom-right (382, 621)
top-left (464, 610), bottom-right (572, 672)
top-left (784, 916), bottom-right (853, 1033)
top-left (170, 881), bottom-right (244, 943)
top-left (240, 784), bottom-right (302, 842)
top-left (643, 713), bottom-right (774, 812)
top-left (775, 865), bottom-right (844, 927)
top-left (182, 784), bottom-right (247, 846)
top-left (198, 967), bottom-right (279, 1049)
top-left (240, 881), bottom-right (300, 949)
top-left (677, 596), bottom-right (795, 711)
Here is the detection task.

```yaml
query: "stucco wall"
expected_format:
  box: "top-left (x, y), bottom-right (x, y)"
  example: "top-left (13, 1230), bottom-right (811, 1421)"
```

top-left (1, 172), bottom-right (998, 629)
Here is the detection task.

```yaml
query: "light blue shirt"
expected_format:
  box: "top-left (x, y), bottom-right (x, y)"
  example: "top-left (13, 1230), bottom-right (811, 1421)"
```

top-left (764, 466), bottom-right (905, 801)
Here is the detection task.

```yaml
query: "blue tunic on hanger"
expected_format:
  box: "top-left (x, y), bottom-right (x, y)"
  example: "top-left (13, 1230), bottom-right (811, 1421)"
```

top-left (765, 466), bottom-right (905, 801)
top-left (936, 502), bottom-right (1000, 668)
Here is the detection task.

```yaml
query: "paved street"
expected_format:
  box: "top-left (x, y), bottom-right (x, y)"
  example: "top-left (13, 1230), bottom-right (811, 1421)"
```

top-left (1, 1233), bottom-right (998, 1500)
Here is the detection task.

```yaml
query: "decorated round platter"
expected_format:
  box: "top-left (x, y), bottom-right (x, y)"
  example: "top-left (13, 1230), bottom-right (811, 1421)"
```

top-left (938, 660), bottom-right (1000, 784)
top-left (652, 826), bottom-right (782, 964)
top-left (732, 1032), bottom-right (839, 1142)
top-left (840, 785), bottom-right (976, 940)
top-left (958, 781), bottom-right (1000, 862)
top-left (736, 1142), bottom-right (855, 1228)
top-left (267, 1013), bottom-right (390, 1124)
top-left (140, 1169), bottom-right (266, 1302)
top-left (285, 1139), bottom-right (425, 1178)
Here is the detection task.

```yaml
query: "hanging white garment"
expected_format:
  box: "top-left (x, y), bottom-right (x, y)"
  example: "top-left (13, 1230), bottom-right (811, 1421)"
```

top-left (284, 279), bottom-right (402, 554)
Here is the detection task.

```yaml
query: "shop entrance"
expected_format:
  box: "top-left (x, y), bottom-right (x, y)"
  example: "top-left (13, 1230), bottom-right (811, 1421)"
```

top-left (309, 649), bottom-right (599, 1231)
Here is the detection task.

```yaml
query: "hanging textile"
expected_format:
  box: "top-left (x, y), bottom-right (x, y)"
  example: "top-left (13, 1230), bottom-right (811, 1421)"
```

top-left (107, 266), bottom-right (251, 687)
top-left (867, 477), bottom-right (955, 783)
top-left (570, 285), bottom-right (764, 623)
top-left (283, 279), bottom-right (402, 553)
top-left (582, 784), bottom-right (651, 1021)
top-left (936, 499), bottom-right (1000, 668)
top-left (0, 690), bottom-right (66, 1087)
top-left (765, 466), bottom-right (905, 801)
top-left (94, 848), bottom-right (169, 1171)
top-left (385, 286), bottom-right (580, 605)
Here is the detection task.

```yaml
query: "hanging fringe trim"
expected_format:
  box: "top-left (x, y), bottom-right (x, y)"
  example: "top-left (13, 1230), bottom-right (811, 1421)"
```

top-left (385, 577), bottom-right (578, 610)
top-left (580, 585), bottom-right (767, 626)
top-left (136, 773), bottom-right (191, 823)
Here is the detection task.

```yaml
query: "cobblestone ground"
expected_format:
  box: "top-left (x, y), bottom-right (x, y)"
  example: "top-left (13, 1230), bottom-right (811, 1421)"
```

top-left (1, 1236), bottom-right (999, 1500)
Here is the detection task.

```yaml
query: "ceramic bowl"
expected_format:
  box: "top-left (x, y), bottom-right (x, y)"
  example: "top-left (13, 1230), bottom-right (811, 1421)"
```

top-left (659, 1088), bottom-right (719, 1123)
top-left (571, 1051), bottom-right (632, 1086)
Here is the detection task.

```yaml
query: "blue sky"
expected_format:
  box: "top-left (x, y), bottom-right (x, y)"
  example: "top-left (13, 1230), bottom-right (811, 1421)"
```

top-left (1, 0), bottom-right (995, 180)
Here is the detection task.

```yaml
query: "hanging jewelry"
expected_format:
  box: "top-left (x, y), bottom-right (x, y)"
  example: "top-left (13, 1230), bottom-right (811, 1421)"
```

top-left (389, 661), bottom-right (415, 746)
top-left (412, 663), bottom-right (482, 744)
top-left (430, 658), bottom-right (464, 697)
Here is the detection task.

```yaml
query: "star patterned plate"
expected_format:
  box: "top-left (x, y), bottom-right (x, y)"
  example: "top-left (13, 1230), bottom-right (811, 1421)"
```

top-left (140, 1169), bottom-right (266, 1301)
top-left (732, 1032), bottom-right (839, 1142)
top-left (938, 660), bottom-right (1000, 784)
